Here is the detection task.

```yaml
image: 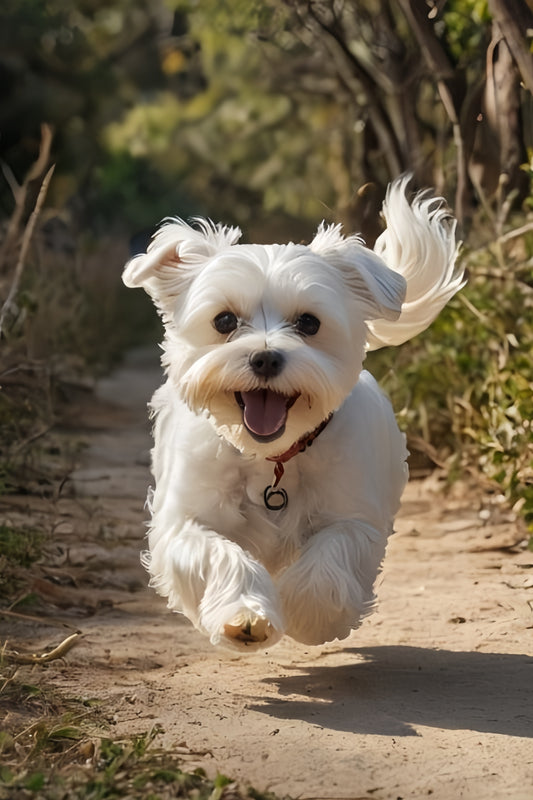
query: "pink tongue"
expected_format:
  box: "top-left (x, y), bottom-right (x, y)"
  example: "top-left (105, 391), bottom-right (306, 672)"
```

top-left (241, 390), bottom-right (289, 437)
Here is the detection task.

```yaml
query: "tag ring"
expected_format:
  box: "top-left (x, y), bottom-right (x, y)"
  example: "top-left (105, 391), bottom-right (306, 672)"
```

top-left (264, 485), bottom-right (288, 511)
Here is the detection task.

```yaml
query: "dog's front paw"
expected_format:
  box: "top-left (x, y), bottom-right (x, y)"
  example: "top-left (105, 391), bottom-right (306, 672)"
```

top-left (278, 564), bottom-right (366, 646)
top-left (277, 525), bottom-right (383, 646)
top-left (223, 612), bottom-right (275, 645)
top-left (195, 548), bottom-right (285, 650)
top-left (282, 601), bottom-right (358, 646)
top-left (218, 608), bottom-right (282, 650)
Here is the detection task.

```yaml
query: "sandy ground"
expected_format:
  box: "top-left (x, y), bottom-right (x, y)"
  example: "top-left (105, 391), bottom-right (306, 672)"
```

top-left (3, 348), bottom-right (533, 799)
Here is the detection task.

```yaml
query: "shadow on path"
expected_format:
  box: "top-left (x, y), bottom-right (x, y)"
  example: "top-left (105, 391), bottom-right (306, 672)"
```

top-left (249, 645), bottom-right (533, 738)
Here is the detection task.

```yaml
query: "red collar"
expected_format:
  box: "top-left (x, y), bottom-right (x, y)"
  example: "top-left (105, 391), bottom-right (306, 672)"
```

top-left (266, 413), bottom-right (333, 488)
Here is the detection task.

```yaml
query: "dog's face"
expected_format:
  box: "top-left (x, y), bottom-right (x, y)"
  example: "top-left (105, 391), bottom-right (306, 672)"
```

top-left (123, 220), bottom-right (406, 457)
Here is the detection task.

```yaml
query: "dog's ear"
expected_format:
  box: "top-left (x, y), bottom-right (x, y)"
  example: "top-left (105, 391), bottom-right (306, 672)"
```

top-left (309, 223), bottom-right (406, 321)
top-left (123, 218), bottom-right (242, 295)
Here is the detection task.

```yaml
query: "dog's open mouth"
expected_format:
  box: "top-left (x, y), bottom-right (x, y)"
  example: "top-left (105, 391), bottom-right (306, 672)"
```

top-left (235, 390), bottom-right (299, 442)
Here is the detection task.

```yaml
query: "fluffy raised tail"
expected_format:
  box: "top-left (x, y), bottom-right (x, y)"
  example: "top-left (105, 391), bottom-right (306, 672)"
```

top-left (366, 176), bottom-right (465, 351)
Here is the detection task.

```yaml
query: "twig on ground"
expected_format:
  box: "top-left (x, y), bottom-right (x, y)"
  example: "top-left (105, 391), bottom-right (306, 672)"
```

top-left (1, 632), bottom-right (82, 665)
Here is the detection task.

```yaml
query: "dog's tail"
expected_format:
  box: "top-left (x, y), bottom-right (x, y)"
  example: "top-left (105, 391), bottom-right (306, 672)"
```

top-left (366, 176), bottom-right (465, 351)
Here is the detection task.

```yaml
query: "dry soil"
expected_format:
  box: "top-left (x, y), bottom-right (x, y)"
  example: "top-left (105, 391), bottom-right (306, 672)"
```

top-left (3, 348), bottom-right (533, 800)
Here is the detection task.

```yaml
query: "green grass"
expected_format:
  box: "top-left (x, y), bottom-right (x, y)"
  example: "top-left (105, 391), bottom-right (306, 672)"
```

top-left (0, 675), bottom-right (286, 800)
top-left (0, 525), bottom-right (44, 567)
top-left (0, 524), bottom-right (45, 601)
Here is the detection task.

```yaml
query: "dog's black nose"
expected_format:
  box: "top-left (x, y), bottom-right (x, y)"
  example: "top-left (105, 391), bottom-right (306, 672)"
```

top-left (249, 349), bottom-right (285, 378)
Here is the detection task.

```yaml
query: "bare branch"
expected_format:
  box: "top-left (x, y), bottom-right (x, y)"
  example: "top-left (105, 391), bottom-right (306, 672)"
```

top-left (397, 0), bottom-right (471, 221)
top-left (0, 123), bottom-right (54, 276)
top-left (287, 0), bottom-right (404, 175)
top-left (0, 163), bottom-right (55, 339)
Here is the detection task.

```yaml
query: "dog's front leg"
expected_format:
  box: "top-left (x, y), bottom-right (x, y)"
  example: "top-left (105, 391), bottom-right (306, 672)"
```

top-left (277, 520), bottom-right (387, 646)
top-left (149, 522), bottom-right (284, 650)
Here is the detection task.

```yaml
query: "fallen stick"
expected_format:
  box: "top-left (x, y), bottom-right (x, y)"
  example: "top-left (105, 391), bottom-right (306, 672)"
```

top-left (2, 632), bottom-right (82, 665)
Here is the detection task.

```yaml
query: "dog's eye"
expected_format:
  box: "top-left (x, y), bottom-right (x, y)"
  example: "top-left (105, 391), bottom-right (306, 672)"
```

top-left (295, 313), bottom-right (320, 336)
top-left (213, 311), bottom-right (239, 335)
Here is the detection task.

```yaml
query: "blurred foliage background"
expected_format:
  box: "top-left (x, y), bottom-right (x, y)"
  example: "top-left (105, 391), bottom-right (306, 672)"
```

top-left (0, 0), bottom-right (532, 530)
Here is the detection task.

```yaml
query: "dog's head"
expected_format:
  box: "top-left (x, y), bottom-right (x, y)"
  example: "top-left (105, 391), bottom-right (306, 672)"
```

top-left (123, 219), bottom-right (405, 457)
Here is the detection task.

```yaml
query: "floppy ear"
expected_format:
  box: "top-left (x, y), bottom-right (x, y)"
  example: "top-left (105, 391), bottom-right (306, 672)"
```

top-left (309, 223), bottom-right (406, 321)
top-left (122, 218), bottom-right (242, 296)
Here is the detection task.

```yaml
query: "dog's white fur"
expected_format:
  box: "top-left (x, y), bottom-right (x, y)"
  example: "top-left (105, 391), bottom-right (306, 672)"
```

top-left (123, 176), bottom-right (464, 651)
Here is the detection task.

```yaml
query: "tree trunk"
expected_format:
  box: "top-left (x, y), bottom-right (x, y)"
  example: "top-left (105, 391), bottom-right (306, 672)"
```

top-left (488, 0), bottom-right (533, 94)
top-left (397, 0), bottom-right (472, 223)
top-left (469, 25), bottom-right (530, 208)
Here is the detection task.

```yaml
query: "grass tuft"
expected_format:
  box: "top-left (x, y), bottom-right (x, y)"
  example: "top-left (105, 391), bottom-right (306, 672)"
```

top-left (0, 681), bottom-right (286, 800)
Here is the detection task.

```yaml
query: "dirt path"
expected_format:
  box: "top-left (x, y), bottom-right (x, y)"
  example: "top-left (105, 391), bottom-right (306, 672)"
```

top-left (7, 349), bottom-right (533, 799)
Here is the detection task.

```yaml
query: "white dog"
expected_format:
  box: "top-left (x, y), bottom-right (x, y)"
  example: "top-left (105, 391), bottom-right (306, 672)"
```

top-left (123, 176), bottom-right (464, 650)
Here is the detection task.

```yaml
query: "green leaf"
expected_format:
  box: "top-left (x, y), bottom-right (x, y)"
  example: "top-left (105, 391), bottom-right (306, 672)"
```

top-left (24, 772), bottom-right (45, 791)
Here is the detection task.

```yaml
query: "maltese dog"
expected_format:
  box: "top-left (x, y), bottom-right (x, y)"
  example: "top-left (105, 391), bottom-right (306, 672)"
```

top-left (123, 176), bottom-right (464, 650)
